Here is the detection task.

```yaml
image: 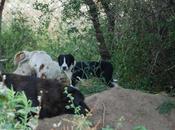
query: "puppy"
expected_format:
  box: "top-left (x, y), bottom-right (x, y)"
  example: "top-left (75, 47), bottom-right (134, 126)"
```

top-left (13, 51), bottom-right (63, 80)
top-left (0, 73), bottom-right (90, 119)
top-left (58, 54), bottom-right (115, 87)
top-left (58, 54), bottom-right (76, 84)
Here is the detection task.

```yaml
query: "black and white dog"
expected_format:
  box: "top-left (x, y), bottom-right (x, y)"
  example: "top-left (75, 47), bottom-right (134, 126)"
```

top-left (58, 54), bottom-right (115, 87)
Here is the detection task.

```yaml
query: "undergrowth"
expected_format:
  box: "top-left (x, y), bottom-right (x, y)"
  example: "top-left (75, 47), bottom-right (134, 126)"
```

top-left (157, 100), bottom-right (175, 114)
top-left (0, 83), bottom-right (39, 130)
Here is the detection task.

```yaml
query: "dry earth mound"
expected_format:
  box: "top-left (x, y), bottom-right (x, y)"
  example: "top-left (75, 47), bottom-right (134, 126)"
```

top-left (37, 86), bottom-right (175, 130)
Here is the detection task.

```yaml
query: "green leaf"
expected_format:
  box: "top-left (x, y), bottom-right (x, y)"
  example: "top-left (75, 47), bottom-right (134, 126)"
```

top-left (132, 125), bottom-right (148, 130)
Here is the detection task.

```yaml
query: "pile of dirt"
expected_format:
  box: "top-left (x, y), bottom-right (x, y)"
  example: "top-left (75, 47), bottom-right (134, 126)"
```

top-left (37, 85), bottom-right (175, 130)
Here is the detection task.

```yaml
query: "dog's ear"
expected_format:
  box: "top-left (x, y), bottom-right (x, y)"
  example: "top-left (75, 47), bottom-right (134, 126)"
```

top-left (68, 53), bottom-right (74, 59)
top-left (57, 54), bottom-right (63, 62)
top-left (57, 55), bottom-right (60, 59)
top-left (14, 51), bottom-right (26, 65)
top-left (68, 54), bottom-right (75, 65)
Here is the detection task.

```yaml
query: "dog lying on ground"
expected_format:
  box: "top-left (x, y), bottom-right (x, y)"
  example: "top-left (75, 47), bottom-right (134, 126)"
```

top-left (13, 51), bottom-right (63, 80)
top-left (0, 73), bottom-right (90, 119)
top-left (58, 54), bottom-right (115, 87)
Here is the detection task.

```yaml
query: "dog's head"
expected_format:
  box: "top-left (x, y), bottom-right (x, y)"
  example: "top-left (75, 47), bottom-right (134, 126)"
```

top-left (58, 54), bottom-right (76, 72)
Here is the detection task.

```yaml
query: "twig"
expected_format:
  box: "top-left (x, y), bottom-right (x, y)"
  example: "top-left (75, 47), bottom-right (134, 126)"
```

top-left (165, 64), bottom-right (175, 72)
top-left (150, 51), bottom-right (160, 74)
top-left (91, 119), bottom-right (101, 130)
top-left (102, 103), bottom-right (106, 127)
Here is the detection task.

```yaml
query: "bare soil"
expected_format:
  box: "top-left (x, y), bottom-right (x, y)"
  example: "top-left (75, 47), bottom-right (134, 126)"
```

top-left (37, 85), bottom-right (175, 130)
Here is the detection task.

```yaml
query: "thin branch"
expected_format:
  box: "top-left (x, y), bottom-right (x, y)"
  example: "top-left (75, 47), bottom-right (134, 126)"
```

top-left (102, 103), bottom-right (106, 127)
top-left (150, 51), bottom-right (160, 74)
top-left (165, 65), bottom-right (175, 72)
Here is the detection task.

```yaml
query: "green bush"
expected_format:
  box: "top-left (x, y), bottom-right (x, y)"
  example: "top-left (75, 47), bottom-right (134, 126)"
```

top-left (1, 12), bottom-right (37, 71)
top-left (112, 0), bottom-right (175, 92)
top-left (0, 85), bottom-right (38, 130)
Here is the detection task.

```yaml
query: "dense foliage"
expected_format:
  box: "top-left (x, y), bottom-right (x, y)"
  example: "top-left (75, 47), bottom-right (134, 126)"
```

top-left (1, 0), bottom-right (175, 93)
top-left (62, 0), bottom-right (175, 92)
top-left (112, 0), bottom-right (175, 92)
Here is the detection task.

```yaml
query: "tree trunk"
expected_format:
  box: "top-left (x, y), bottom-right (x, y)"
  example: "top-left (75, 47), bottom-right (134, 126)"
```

top-left (100, 0), bottom-right (115, 33)
top-left (84, 0), bottom-right (111, 60)
top-left (0, 0), bottom-right (5, 34)
top-left (0, 0), bottom-right (6, 60)
top-left (100, 0), bottom-right (115, 49)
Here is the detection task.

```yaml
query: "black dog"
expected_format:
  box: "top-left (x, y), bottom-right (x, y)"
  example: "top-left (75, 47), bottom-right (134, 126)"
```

top-left (58, 54), bottom-right (114, 87)
top-left (0, 73), bottom-right (89, 119)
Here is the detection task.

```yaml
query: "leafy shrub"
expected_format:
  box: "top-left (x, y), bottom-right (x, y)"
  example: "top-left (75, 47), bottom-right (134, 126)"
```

top-left (1, 12), bottom-right (37, 71)
top-left (0, 84), bottom-right (38, 130)
top-left (112, 0), bottom-right (175, 92)
top-left (59, 0), bottom-right (175, 92)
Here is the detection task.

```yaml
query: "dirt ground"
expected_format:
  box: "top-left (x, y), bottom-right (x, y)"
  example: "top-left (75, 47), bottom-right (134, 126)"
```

top-left (36, 85), bottom-right (175, 130)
